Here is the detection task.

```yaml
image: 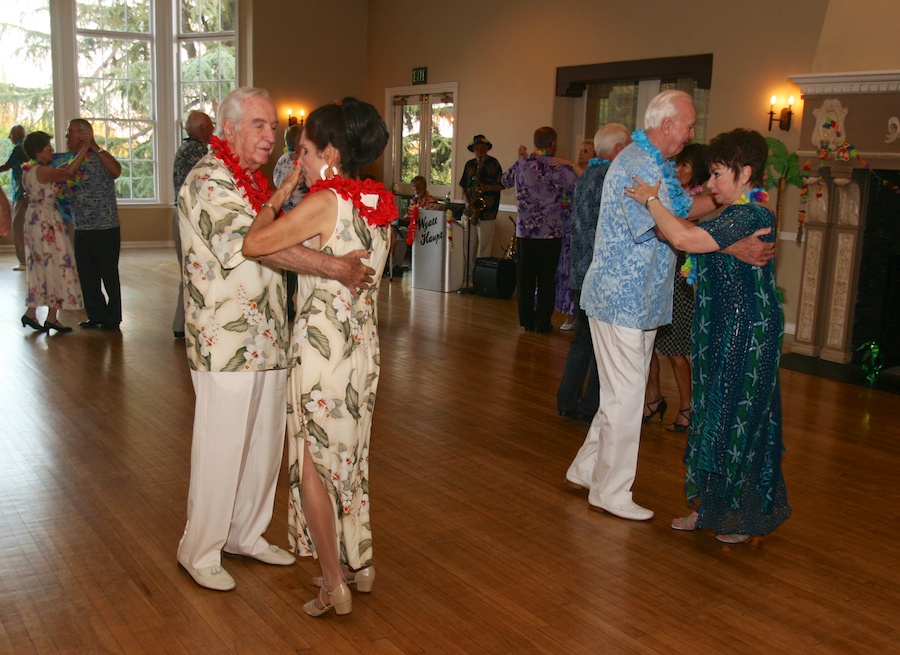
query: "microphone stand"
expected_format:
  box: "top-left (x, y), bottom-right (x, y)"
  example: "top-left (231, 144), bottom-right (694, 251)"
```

top-left (457, 213), bottom-right (475, 294)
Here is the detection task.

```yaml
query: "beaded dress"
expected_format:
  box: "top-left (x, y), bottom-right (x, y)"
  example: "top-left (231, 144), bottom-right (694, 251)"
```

top-left (685, 202), bottom-right (791, 535)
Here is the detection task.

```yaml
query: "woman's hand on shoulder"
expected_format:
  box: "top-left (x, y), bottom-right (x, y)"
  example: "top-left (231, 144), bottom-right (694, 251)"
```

top-left (624, 177), bottom-right (661, 207)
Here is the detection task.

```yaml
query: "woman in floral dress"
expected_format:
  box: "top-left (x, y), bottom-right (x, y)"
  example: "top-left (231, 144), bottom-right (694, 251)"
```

top-left (244, 98), bottom-right (393, 617)
top-left (20, 131), bottom-right (90, 332)
top-left (625, 128), bottom-right (790, 544)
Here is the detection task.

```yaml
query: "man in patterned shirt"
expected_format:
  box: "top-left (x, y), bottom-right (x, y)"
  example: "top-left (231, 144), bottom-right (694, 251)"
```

top-left (501, 127), bottom-right (577, 333)
top-left (175, 87), bottom-right (373, 591)
top-left (171, 110), bottom-right (213, 338)
top-left (557, 123), bottom-right (630, 422)
top-left (65, 119), bottom-right (124, 330)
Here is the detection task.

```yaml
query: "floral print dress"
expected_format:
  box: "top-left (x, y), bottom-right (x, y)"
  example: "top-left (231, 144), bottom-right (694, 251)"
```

top-left (287, 188), bottom-right (390, 570)
top-left (22, 167), bottom-right (83, 310)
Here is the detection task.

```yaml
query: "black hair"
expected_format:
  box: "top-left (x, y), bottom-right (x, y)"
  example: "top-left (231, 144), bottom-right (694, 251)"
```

top-left (706, 129), bottom-right (768, 188)
top-left (674, 143), bottom-right (710, 187)
top-left (304, 97), bottom-right (389, 179)
top-left (23, 131), bottom-right (52, 160)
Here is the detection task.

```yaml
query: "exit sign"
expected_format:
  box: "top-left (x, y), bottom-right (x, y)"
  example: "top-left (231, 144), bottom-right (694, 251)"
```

top-left (412, 67), bottom-right (428, 85)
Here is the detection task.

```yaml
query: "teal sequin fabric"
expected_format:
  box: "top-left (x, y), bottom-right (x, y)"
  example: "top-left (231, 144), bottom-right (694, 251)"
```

top-left (685, 203), bottom-right (791, 536)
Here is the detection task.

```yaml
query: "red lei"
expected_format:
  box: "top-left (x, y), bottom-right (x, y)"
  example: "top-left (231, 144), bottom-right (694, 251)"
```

top-left (209, 135), bottom-right (271, 212)
top-left (308, 175), bottom-right (397, 228)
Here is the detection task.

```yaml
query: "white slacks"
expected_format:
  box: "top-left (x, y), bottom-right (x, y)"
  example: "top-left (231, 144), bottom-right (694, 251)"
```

top-left (567, 319), bottom-right (656, 507)
top-left (178, 368), bottom-right (287, 570)
top-left (468, 218), bottom-right (496, 278)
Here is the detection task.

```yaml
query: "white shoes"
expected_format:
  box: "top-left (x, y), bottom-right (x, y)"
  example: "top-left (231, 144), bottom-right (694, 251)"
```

top-left (225, 543), bottom-right (296, 566)
top-left (589, 500), bottom-right (654, 521)
top-left (560, 319), bottom-right (575, 331)
top-left (178, 561), bottom-right (236, 591)
top-left (180, 544), bottom-right (295, 591)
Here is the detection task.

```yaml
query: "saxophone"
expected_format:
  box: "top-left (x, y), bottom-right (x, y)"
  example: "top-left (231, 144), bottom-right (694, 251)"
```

top-left (503, 216), bottom-right (517, 260)
top-left (468, 157), bottom-right (486, 225)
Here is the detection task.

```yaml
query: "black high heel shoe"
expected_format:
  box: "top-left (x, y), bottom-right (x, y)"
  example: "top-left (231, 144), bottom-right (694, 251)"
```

top-left (642, 397), bottom-right (667, 423)
top-left (44, 320), bottom-right (73, 333)
top-left (666, 409), bottom-right (690, 433)
top-left (21, 315), bottom-right (46, 332)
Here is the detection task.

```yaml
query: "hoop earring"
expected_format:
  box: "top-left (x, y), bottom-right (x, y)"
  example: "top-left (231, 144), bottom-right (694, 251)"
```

top-left (319, 164), bottom-right (339, 180)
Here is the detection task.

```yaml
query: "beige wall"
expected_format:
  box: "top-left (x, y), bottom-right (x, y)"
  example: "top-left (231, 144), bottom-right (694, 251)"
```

top-left (366, 0), bottom-right (835, 330)
top-left (7, 0), bottom-right (900, 332)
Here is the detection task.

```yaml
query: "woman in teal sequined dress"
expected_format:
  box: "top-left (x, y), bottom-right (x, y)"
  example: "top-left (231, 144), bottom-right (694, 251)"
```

top-left (625, 128), bottom-right (790, 544)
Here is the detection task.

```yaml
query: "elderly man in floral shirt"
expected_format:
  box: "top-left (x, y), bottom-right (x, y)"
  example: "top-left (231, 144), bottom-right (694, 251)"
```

top-left (501, 126), bottom-right (577, 333)
top-left (176, 87), bottom-right (372, 592)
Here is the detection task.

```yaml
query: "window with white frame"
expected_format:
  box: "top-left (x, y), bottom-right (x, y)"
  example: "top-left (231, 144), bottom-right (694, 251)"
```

top-left (0, 0), bottom-right (237, 205)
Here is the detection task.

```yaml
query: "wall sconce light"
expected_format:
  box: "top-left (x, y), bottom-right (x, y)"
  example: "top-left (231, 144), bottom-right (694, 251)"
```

top-left (287, 109), bottom-right (305, 127)
top-left (768, 95), bottom-right (793, 132)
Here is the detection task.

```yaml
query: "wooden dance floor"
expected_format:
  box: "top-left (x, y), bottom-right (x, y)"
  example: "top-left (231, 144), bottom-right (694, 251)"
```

top-left (1, 248), bottom-right (898, 654)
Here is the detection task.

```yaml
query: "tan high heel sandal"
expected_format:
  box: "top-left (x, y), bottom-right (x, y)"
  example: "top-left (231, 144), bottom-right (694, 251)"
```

top-left (304, 581), bottom-right (352, 617)
top-left (313, 565), bottom-right (375, 593)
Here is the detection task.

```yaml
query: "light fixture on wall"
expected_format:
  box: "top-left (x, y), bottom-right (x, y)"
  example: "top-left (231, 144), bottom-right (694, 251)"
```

top-left (287, 109), bottom-right (305, 127)
top-left (768, 95), bottom-right (793, 131)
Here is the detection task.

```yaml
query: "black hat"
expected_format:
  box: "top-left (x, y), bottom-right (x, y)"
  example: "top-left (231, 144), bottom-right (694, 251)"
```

top-left (467, 135), bottom-right (492, 152)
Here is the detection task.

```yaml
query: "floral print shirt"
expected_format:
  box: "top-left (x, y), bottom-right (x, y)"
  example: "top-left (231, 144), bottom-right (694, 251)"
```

top-left (458, 155), bottom-right (503, 221)
top-left (173, 136), bottom-right (208, 195)
top-left (68, 153), bottom-right (120, 231)
top-left (177, 153), bottom-right (288, 372)
top-left (501, 154), bottom-right (577, 239)
top-left (581, 141), bottom-right (689, 330)
top-left (568, 161), bottom-right (610, 290)
top-left (272, 152), bottom-right (308, 213)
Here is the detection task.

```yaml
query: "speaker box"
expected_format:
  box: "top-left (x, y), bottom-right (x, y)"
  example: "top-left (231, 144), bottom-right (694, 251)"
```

top-left (473, 257), bottom-right (516, 299)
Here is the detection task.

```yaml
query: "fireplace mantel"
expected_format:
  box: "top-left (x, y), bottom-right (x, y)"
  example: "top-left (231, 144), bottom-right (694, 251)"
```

top-left (787, 70), bottom-right (900, 364)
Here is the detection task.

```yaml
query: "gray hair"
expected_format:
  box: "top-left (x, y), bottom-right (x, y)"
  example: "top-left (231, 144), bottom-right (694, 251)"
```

top-left (216, 87), bottom-right (270, 138)
top-left (594, 123), bottom-right (629, 156)
top-left (644, 90), bottom-right (693, 130)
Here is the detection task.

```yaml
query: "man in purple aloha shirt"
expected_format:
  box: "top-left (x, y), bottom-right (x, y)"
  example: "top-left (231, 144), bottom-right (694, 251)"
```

top-left (501, 126), bottom-right (577, 333)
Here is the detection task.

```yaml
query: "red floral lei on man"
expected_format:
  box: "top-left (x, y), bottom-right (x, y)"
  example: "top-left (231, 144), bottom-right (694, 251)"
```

top-left (209, 135), bottom-right (272, 212)
top-left (308, 175), bottom-right (396, 228)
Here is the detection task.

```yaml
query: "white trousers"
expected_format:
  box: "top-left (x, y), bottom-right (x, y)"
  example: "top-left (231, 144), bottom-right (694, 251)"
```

top-left (468, 218), bottom-right (496, 277)
top-left (178, 368), bottom-right (287, 569)
top-left (567, 320), bottom-right (656, 507)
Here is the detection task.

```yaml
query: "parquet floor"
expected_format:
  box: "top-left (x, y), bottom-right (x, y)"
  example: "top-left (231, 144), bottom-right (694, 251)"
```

top-left (1, 248), bottom-right (898, 654)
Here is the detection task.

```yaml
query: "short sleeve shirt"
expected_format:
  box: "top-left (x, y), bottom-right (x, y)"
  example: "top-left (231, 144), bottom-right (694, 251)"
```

top-left (501, 155), bottom-right (577, 239)
top-left (581, 141), bottom-right (688, 329)
top-left (69, 153), bottom-right (120, 231)
top-left (173, 136), bottom-right (208, 195)
top-left (568, 162), bottom-right (610, 290)
top-left (177, 153), bottom-right (289, 372)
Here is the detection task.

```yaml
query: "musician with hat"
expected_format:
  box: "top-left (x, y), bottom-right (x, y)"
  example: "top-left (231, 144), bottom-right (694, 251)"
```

top-left (458, 134), bottom-right (503, 287)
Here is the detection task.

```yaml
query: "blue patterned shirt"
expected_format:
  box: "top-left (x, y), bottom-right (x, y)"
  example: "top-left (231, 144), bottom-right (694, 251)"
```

top-left (501, 155), bottom-right (577, 239)
top-left (581, 141), bottom-right (690, 329)
top-left (569, 162), bottom-right (610, 290)
top-left (69, 153), bottom-right (120, 231)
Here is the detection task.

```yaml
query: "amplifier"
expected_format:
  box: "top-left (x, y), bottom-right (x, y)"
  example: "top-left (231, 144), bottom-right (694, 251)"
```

top-left (473, 257), bottom-right (516, 299)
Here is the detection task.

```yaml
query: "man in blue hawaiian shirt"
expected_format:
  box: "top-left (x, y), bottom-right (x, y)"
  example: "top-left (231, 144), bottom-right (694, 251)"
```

top-left (557, 123), bottom-right (631, 422)
top-left (567, 90), bottom-right (775, 522)
top-left (0, 125), bottom-right (28, 270)
top-left (502, 127), bottom-right (577, 332)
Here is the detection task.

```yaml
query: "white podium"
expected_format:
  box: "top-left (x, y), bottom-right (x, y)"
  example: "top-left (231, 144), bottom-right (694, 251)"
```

top-left (411, 209), bottom-right (465, 292)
